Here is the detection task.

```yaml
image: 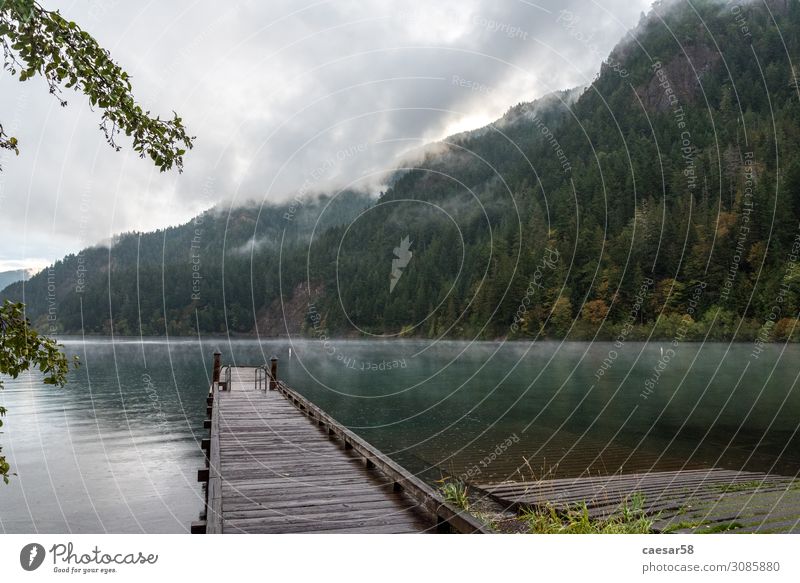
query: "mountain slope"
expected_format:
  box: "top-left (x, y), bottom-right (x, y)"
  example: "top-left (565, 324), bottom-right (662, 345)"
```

top-left (0, 269), bottom-right (33, 292)
top-left (282, 0), bottom-right (800, 342)
top-left (1, 191), bottom-right (370, 334)
top-left (5, 0), bottom-right (800, 343)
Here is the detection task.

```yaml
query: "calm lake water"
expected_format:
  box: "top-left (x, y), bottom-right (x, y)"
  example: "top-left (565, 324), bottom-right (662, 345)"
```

top-left (1, 338), bottom-right (799, 533)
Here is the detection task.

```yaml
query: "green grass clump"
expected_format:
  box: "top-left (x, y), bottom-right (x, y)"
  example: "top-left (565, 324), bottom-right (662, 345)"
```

top-left (522, 492), bottom-right (654, 534)
top-left (440, 479), bottom-right (470, 510)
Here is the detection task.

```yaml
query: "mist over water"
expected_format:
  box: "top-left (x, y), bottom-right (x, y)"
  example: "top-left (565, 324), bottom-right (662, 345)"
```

top-left (1, 338), bottom-right (798, 533)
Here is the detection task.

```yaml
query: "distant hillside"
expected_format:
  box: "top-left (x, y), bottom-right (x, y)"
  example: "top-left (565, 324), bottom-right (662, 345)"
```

top-left (5, 0), bottom-right (800, 343)
top-left (1, 191), bottom-right (370, 334)
top-left (0, 268), bottom-right (33, 293)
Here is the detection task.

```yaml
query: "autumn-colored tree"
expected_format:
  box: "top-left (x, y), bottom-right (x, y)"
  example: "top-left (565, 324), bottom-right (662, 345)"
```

top-left (581, 299), bottom-right (610, 326)
top-left (773, 318), bottom-right (799, 342)
top-left (549, 296), bottom-right (574, 337)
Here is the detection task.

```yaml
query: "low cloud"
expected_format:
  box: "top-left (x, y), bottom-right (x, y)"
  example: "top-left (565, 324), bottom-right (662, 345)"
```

top-left (0, 0), bottom-right (650, 271)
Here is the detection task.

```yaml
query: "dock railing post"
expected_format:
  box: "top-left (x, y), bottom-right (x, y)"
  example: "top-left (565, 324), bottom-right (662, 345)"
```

top-left (212, 351), bottom-right (222, 384)
top-left (269, 356), bottom-right (278, 390)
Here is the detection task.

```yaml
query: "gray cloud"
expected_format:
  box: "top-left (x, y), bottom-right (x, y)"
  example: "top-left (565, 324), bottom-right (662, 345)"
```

top-left (0, 0), bottom-right (650, 272)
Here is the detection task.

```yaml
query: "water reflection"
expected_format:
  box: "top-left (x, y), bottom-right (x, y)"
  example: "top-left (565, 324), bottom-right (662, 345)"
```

top-left (0, 338), bottom-right (798, 532)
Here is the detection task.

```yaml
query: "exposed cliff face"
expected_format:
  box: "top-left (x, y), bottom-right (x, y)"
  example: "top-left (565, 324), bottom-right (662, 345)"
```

top-left (617, 0), bottom-right (794, 115)
top-left (635, 41), bottom-right (721, 112)
top-left (255, 281), bottom-right (324, 337)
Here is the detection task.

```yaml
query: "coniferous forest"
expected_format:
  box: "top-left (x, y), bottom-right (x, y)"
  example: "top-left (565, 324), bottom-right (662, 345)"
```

top-left (4, 0), bottom-right (800, 343)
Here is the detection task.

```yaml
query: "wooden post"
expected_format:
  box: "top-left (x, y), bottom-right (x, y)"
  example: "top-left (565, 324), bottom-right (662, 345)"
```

top-left (269, 356), bottom-right (278, 390)
top-left (212, 351), bottom-right (222, 383)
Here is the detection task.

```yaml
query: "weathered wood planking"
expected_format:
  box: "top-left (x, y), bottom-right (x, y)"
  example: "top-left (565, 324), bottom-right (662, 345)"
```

top-left (275, 380), bottom-right (487, 533)
top-left (477, 468), bottom-right (800, 533)
top-left (195, 366), bottom-right (486, 534)
top-left (206, 381), bottom-right (222, 534)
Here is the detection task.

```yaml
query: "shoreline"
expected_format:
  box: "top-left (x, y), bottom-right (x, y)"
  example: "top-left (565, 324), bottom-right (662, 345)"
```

top-left (50, 333), bottom-right (800, 345)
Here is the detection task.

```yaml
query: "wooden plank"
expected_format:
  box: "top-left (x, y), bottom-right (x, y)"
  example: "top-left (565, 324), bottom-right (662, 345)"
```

top-left (274, 381), bottom-right (487, 534)
top-left (223, 504), bottom-right (424, 520)
top-left (224, 513), bottom-right (430, 534)
top-left (206, 383), bottom-right (223, 534)
top-left (223, 492), bottom-right (416, 511)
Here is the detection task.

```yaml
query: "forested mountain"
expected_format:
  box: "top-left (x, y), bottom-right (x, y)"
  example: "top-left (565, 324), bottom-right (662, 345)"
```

top-left (1, 191), bottom-right (370, 334)
top-left (5, 0), bottom-right (800, 342)
top-left (0, 269), bottom-right (32, 292)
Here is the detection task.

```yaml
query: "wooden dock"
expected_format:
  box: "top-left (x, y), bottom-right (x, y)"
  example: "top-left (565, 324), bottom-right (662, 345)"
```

top-left (191, 354), bottom-right (799, 534)
top-left (192, 358), bottom-right (486, 534)
top-left (477, 469), bottom-right (800, 533)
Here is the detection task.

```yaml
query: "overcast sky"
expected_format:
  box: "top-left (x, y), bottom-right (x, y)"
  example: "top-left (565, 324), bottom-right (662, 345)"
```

top-left (0, 0), bottom-right (651, 273)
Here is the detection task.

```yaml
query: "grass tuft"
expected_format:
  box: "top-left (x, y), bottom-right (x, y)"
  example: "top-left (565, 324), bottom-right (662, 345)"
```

top-left (439, 479), bottom-right (470, 510)
top-left (522, 492), bottom-right (654, 534)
